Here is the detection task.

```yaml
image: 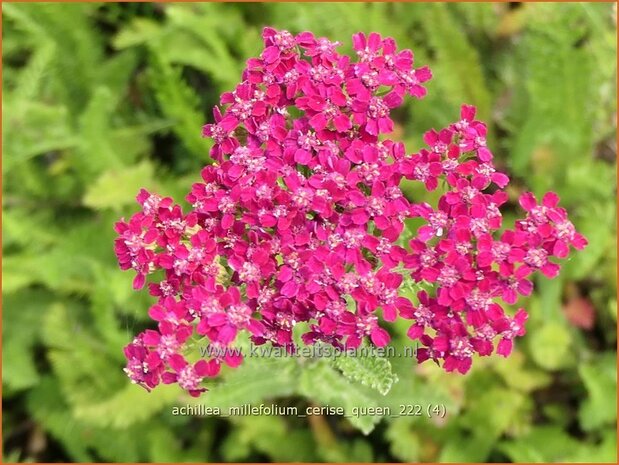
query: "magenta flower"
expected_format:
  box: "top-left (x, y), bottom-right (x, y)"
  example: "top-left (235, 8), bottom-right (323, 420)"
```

top-left (123, 334), bottom-right (164, 391)
top-left (161, 354), bottom-right (217, 397)
top-left (115, 28), bottom-right (586, 395)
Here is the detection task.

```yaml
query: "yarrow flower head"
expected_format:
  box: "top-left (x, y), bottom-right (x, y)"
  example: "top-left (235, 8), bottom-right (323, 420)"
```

top-left (114, 28), bottom-right (586, 396)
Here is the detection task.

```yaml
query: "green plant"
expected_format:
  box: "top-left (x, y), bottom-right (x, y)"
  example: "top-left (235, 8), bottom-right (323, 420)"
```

top-left (2, 3), bottom-right (616, 463)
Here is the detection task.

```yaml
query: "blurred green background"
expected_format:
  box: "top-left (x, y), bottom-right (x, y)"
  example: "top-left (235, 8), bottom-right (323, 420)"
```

top-left (2, 2), bottom-right (617, 463)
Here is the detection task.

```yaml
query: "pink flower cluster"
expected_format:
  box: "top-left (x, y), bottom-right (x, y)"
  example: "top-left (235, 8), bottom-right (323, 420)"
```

top-left (115, 28), bottom-right (586, 396)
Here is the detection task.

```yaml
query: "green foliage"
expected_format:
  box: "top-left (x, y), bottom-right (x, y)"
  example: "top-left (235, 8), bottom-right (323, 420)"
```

top-left (499, 426), bottom-right (618, 463)
top-left (2, 2), bottom-right (616, 463)
top-left (331, 344), bottom-right (399, 396)
top-left (578, 353), bottom-right (617, 432)
top-left (148, 51), bottom-right (210, 162)
top-left (299, 360), bottom-right (381, 435)
top-left (422, 3), bottom-right (492, 122)
top-left (529, 322), bottom-right (573, 370)
top-left (83, 161), bottom-right (158, 211)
